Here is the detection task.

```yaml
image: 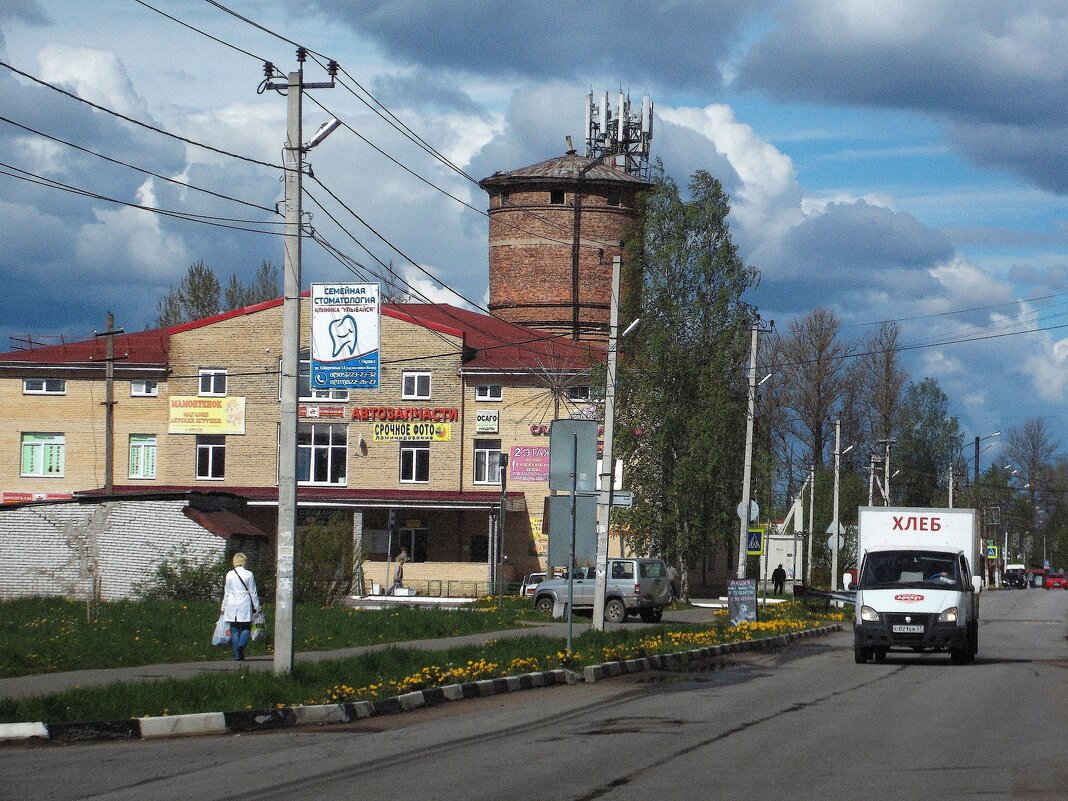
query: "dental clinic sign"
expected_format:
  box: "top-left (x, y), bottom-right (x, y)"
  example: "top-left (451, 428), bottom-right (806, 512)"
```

top-left (311, 283), bottom-right (380, 390)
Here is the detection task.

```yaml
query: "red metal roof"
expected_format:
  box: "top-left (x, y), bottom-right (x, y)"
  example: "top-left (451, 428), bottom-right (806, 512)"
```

top-left (182, 506), bottom-right (272, 540)
top-left (389, 303), bottom-right (600, 373)
top-left (0, 329), bottom-right (169, 367)
top-left (0, 297), bottom-right (597, 374)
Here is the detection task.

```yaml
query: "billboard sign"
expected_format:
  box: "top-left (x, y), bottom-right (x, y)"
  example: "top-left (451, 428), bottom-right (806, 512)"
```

top-left (311, 283), bottom-right (380, 390)
top-left (169, 396), bottom-right (246, 434)
top-left (509, 445), bottom-right (550, 482)
top-left (372, 422), bottom-right (452, 442)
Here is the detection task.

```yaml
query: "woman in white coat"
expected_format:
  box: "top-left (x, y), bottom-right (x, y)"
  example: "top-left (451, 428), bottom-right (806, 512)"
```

top-left (221, 552), bottom-right (260, 661)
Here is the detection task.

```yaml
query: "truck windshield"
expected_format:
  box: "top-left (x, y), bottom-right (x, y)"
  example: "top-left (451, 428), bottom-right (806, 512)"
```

top-left (859, 551), bottom-right (964, 590)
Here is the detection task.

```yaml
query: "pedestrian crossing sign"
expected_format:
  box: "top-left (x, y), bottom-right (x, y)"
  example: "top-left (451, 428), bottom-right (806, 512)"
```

top-left (986, 545), bottom-right (998, 559)
top-left (746, 527), bottom-right (764, 556)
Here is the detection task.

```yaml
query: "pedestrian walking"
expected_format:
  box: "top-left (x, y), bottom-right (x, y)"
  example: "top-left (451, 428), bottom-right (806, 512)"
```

top-left (221, 553), bottom-right (260, 661)
top-left (387, 546), bottom-right (409, 595)
top-left (772, 563), bottom-right (787, 595)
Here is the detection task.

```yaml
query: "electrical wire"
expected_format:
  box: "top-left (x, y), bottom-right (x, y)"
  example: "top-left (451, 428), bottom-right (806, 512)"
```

top-left (0, 114), bottom-right (279, 216)
top-left (133, 0), bottom-right (271, 64)
top-left (0, 161), bottom-right (286, 235)
top-left (195, 2), bottom-right (612, 248)
top-left (0, 59), bottom-right (284, 172)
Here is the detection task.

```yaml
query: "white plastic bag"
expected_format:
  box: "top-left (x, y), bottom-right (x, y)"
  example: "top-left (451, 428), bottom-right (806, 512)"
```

top-left (212, 615), bottom-right (231, 647)
top-left (251, 610), bottom-right (267, 642)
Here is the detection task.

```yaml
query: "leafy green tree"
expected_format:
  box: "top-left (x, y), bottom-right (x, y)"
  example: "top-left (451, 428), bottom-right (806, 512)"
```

top-left (614, 169), bottom-right (758, 597)
top-left (224, 273), bottom-right (248, 311)
top-left (244, 260), bottom-right (281, 305)
top-left (155, 260), bottom-right (221, 328)
top-left (156, 260), bottom-right (280, 328)
top-left (894, 377), bottom-right (962, 506)
top-left (296, 512), bottom-right (354, 605)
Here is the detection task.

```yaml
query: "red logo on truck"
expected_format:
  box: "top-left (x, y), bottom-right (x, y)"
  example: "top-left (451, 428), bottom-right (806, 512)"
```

top-left (894, 594), bottom-right (925, 602)
top-left (892, 515), bottom-right (941, 531)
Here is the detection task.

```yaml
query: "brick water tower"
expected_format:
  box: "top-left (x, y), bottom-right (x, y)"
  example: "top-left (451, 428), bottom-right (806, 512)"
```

top-left (479, 92), bottom-right (654, 342)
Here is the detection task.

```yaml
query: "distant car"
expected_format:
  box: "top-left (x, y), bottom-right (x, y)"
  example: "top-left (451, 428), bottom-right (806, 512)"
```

top-left (1044, 572), bottom-right (1067, 589)
top-left (520, 572), bottom-right (546, 597)
top-left (532, 558), bottom-right (672, 623)
top-left (1003, 566), bottom-right (1027, 589)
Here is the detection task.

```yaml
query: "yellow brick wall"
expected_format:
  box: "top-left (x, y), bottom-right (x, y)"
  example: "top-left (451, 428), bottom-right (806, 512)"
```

top-left (0, 301), bottom-right (596, 587)
top-left (0, 375), bottom-right (169, 494)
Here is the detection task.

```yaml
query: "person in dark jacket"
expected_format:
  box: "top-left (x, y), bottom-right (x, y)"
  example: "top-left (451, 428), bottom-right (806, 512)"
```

top-left (772, 564), bottom-right (787, 595)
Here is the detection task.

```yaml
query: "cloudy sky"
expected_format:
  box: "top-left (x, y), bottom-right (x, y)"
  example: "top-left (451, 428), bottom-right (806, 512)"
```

top-left (3, 0), bottom-right (1068, 459)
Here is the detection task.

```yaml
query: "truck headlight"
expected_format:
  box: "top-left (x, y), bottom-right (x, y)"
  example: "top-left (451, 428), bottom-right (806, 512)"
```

top-left (860, 605), bottom-right (880, 622)
top-left (938, 607), bottom-right (958, 623)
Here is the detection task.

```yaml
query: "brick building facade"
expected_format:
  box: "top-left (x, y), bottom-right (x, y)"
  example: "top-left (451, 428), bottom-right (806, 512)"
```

top-left (0, 299), bottom-right (600, 597)
top-left (480, 151), bottom-right (651, 341)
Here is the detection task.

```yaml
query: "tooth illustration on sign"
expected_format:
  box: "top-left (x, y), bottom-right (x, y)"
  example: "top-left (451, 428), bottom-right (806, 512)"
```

top-left (329, 314), bottom-right (358, 358)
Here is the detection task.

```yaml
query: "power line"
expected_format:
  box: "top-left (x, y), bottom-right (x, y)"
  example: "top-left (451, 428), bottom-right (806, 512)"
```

top-left (0, 113), bottom-right (279, 216)
top-left (0, 161), bottom-right (285, 236)
top-left (0, 59), bottom-right (283, 172)
top-left (841, 292), bottom-right (1065, 330)
top-left (133, 0), bottom-right (271, 63)
top-left (196, 3), bottom-right (607, 249)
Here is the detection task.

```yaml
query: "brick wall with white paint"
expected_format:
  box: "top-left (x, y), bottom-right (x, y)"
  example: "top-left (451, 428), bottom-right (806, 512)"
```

top-left (0, 500), bottom-right (226, 601)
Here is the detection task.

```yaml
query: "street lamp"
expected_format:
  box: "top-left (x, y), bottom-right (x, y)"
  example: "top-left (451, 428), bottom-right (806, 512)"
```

top-left (830, 423), bottom-right (853, 591)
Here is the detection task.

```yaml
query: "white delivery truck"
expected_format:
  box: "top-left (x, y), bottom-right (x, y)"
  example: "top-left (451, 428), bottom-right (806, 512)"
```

top-left (848, 507), bottom-right (982, 665)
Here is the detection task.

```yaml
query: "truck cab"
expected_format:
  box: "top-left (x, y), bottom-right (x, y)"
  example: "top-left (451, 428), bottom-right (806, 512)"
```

top-left (850, 507), bottom-right (982, 665)
top-left (851, 548), bottom-right (981, 663)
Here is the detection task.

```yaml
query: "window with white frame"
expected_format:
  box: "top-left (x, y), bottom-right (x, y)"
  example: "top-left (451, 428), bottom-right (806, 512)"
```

top-left (473, 439), bottom-right (502, 485)
top-left (402, 371), bottom-right (431, 399)
top-left (23, 378), bottom-right (66, 395)
top-left (128, 435), bottom-right (157, 479)
top-left (20, 433), bottom-right (65, 477)
top-left (567, 385), bottom-right (591, 402)
top-left (198, 369), bottom-right (227, 396)
top-left (195, 435), bottom-right (225, 479)
top-left (130, 380), bottom-right (158, 397)
top-left (400, 441), bottom-right (430, 483)
top-left (296, 423), bottom-right (347, 485)
top-left (475, 384), bottom-right (503, 401)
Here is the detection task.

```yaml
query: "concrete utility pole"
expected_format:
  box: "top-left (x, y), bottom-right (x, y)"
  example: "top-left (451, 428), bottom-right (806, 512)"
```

top-left (265, 50), bottom-right (337, 675)
top-left (736, 317), bottom-right (772, 579)
top-left (806, 462), bottom-right (815, 587)
top-left (592, 256), bottom-right (621, 629)
top-left (832, 419), bottom-right (841, 589)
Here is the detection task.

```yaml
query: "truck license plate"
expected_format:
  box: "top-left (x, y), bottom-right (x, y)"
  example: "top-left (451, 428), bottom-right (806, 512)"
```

top-left (893, 624), bottom-right (924, 633)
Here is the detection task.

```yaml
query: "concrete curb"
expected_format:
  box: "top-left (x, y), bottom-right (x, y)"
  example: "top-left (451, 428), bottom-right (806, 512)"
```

top-left (0, 625), bottom-right (842, 745)
top-left (0, 668), bottom-right (578, 745)
top-left (583, 623), bottom-right (843, 682)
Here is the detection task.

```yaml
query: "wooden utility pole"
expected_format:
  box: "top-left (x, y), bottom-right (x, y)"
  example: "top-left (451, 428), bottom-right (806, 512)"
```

top-left (94, 312), bottom-right (124, 495)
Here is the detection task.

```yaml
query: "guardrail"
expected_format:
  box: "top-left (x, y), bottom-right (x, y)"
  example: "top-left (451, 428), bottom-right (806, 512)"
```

top-left (793, 584), bottom-right (856, 608)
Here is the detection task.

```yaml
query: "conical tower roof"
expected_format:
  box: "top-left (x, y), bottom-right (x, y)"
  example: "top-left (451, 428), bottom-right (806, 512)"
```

top-left (479, 151), bottom-right (652, 190)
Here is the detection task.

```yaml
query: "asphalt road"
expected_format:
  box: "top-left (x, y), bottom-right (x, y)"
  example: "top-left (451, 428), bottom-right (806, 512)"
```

top-left (2, 589), bottom-right (1065, 801)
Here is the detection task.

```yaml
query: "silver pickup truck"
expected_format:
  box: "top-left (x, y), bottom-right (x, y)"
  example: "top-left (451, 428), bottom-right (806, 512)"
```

top-left (532, 558), bottom-right (672, 623)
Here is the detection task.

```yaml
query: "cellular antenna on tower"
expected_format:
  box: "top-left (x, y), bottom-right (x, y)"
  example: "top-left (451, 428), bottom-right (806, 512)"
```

top-left (585, 90), bottom-right (653, 179)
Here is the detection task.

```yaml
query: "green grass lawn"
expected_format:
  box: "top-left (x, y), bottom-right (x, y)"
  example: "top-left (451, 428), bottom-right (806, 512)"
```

top-left (0, 595), bottom-right (542, 678)
top-left (0, 601), bottom-right (845, 725)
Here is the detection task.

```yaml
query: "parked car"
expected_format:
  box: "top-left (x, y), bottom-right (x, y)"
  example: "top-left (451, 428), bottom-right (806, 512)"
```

top-left (1044, 572), bottom-right (1067, 589)
top-left (532, 558), bottom-right (672, 623)
top-left (520, 572), bottom-right (546, 597)
top-left (1003, 565), bottom-right (1027, 589)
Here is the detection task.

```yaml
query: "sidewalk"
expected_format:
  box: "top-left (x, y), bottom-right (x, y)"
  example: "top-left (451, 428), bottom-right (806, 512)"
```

top-left (0, 604), bottom-right (719, 701)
